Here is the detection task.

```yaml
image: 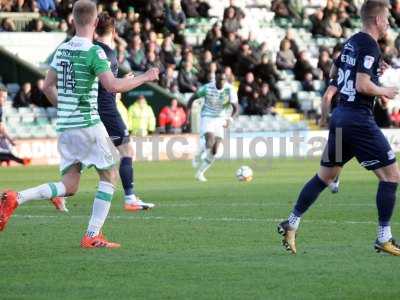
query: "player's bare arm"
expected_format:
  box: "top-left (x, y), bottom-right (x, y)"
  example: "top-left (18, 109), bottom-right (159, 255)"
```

top-left (186, 93), bottom-right (200, 124)
top-left (43, 69), bottom-right (58, 106)
top-left (356, 72), bottom-right (398, 99)
top-left (329, 64), bottom-right (338, 79)
top-left (224, 102), bottom-right (239, 128)
top-left (230, 102), bottom-right (239, 118)
top-left (320, 85), bottom-right (337, 127)
top-left (99, 68), bottom-right (159, 93)
top-left (320, 64), bottom-right (339, 127)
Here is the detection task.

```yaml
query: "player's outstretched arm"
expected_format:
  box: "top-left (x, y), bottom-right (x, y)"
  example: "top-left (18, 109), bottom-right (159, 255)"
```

top-left (43, 69), bottom-right (58, 106)
top-left (99, 68), bottom-right (159, 93)
top-left (356, 73), bottom-right (398, 99)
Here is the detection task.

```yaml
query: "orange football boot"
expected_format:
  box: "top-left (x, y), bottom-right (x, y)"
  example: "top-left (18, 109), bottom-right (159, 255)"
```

top-left (50, 197), bottom-right (69, 212)
top-left (124, 198), bottom-right (155, 212)
top-left (124, 203), bottom-right (143, 211)
top-left (0, 190), bottom-right (19, 231)
top-left (23, 158), bottom-right (32, 166)
top-left (80, 233), bottom-right (120, 249)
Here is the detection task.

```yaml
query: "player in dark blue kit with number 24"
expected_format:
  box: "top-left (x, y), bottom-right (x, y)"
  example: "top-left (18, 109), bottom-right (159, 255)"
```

top-left (278, 1), bottom-right (400, 256)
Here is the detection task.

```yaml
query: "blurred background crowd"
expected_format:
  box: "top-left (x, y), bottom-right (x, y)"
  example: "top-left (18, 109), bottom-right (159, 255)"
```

top-left (2, 0), bottom-right (400, 134)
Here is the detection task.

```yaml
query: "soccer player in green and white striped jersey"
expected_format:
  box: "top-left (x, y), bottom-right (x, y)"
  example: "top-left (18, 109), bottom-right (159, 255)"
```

top-left (187, 72), bottom-right (238, 182)
top-left (0, 0), bottom-right (159, 248)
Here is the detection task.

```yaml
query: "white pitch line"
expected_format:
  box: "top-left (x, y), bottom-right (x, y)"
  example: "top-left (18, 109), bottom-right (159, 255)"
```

top-left (17, 202), bottom-right (378, 209)
top-left (11, 214), bottom-right (387, 226)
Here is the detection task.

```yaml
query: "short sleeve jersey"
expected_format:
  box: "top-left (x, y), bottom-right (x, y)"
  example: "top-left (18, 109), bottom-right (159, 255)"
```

top-left (94, 40), bottom-right (119, 116)
top-left (195, 82), bottom-right (238, 118)
top-left (334, 32), bottom-right (381, 109)
top-left (50, 36), bottom-right (111, 131)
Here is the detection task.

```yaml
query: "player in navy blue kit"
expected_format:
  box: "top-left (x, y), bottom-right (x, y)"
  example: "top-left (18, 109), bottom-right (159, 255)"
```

top-left (278, 1), bottom-right (400, 255)
top-left (94, 13), bottom-right (156, 211)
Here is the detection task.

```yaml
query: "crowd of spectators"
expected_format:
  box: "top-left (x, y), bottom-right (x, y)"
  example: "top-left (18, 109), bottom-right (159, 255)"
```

top-left (10, 79), bottom-right (51, 108)
top-left (4, 0), bottom-right (400, 130)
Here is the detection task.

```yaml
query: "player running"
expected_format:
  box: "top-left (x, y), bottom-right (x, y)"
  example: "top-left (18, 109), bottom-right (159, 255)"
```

top-left (187, 72), bottom-right (238, 182)
top-left (0, 0), bottom-right (159, 248)
top-left (278, 1), bottom-right (400, 255)
top-left (53, 12), bottom-right (155, 212)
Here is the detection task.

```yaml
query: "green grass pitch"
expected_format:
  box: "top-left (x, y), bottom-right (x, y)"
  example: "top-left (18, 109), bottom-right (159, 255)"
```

top-left (1, 158), bottom-right (400, 299)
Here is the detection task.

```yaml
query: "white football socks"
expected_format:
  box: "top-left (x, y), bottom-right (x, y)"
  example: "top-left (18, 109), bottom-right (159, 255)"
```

top-left (377, 225), bottom-right (392, 243)
top-left (86, 181), bottom-right (115, 238)
top-left (125, 194), bottom-right (138, 204)
top-left (18, 182), bottom-right (66, 205)
top-left (288, 212), bottom-right (301, 230)
top-left (196, 149), bottom-right (215, 176)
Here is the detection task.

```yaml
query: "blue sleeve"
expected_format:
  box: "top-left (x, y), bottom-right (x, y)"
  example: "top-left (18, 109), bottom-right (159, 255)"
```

top-left (356, 44), bottom-right (380, 77)
top-left (328, 78), bottom-right (337, 87)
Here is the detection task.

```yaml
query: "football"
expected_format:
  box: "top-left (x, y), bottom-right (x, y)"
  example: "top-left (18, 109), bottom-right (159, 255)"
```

top-left (236, 166), bottom-right (253, 182)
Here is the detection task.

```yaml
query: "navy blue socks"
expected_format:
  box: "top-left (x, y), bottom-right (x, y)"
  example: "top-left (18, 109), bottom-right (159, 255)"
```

top-left (119, 157), bottom-right (134, 196)
top-left (293, 174), bottom-right (327, 217)
top-left (376, 181), bottom-right (398, 226)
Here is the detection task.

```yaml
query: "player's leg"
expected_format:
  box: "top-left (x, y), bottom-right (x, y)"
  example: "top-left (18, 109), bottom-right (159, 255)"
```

top-left (195, 117), bottom-right (225, 181)
top-left (194, 116), bottom-right (212, 170)
top-left (193, 118), bottom-right (209, 169)
top-left (192, 136), bottom-right (206, 168)
top-left (118, 141), bottom-right (134, 200)
top-left (278, 165), bottom-right (341, 254)
top-left (351, 121), bottom-right (400, 255)
top-left (328, 175), bottom-right (340, 194)
top-left (0, 153), bottom-right (24, 165)
top-left (101, 110), bottom-right (154, 211)
top-left (195, 132), bottom-right (216, 182)
top-left (372, 163), bottom-right (400, 255)
top-left (80, 123), bottom-right (120, 248)
top-left (278, 118), bottom-right (352, 254)
top-left (50, 166), bottom-right (81, 212)
top-left (81, 167), bottom-right (120, 248)
top-left (0, 164), bottom-right (80, 231)
top-left (118, 141), bottom-right (155, 211)
top-left (289, 165), bottom-right (341, 228)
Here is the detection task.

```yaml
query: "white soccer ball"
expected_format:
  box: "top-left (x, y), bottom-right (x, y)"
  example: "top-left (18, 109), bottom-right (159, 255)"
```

top-left (236, 166), bottom-right (253, 182)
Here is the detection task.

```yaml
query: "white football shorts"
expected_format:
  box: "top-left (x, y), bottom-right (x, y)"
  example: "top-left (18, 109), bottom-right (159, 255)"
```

top-left (57, 122), bottom-right (118, 175)
top-left (200, 117), bottom-right (227, 139)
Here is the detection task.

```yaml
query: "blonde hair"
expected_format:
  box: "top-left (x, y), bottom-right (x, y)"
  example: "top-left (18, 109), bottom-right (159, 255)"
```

top-left (72, 0), bottom-right (97, 27)
top-left (360, 0), bottom-right (389, 25)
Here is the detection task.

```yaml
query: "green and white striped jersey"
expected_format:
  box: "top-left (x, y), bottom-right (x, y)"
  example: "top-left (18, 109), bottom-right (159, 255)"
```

top-left (194, 82), bottom-right (238, 118)
top-left (50, 36), bottom-right (110, 132)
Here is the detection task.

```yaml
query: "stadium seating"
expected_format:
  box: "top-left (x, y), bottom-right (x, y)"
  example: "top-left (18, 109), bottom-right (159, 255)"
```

top-left (3, 0), bottom-right (400, 138)
top-left (4, 102), bottom-right (57, 139)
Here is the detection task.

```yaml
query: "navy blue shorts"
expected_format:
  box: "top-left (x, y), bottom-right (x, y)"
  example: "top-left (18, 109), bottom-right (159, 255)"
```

top-left (321, 106), bottom-right (396, 171)
top-left (100, 111), bottom-right (130, 147)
